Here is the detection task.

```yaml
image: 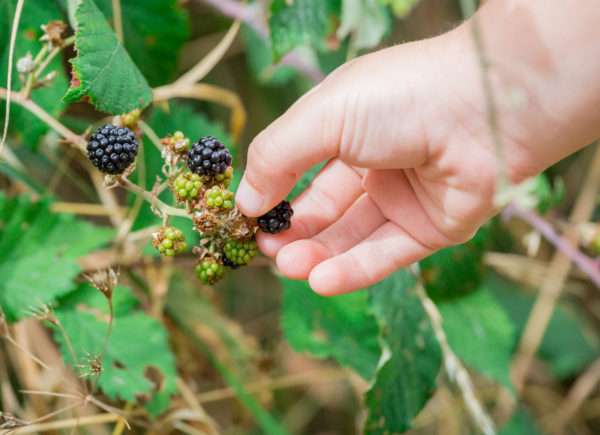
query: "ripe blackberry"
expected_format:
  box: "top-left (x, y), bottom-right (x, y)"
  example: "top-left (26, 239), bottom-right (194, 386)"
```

top-left (153, 226), bottom-right (187, 256)
top-left (223, 238), bottom-right (258, 266)
top-left (87, 124), bottom-right (138, 174)
top-left (195, 259), bottom-right (225, 285)
top-left (188, 136), bottom-right (232, 178)
top-left (174, 172), bottom-right (203, 202)
top-left (204, 186), bottom-right (234, 209)
top-left (257, 200), bottom-right (293, 234)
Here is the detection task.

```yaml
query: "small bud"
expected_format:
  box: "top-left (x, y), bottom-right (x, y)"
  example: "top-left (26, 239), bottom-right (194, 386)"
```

top-left (16, 52), bottom-right (34, 74)
top-left (85, 268), bottom-right (118, 301)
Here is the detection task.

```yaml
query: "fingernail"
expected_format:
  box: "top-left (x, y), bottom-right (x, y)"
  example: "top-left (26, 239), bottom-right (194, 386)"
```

top-left (236, 178), bottom-right (264, 215)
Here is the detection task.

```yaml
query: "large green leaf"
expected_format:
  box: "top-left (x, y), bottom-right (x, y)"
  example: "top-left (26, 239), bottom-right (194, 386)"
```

top-left (269, 0), bottom-right (341, 61)
top-left (0, 194), bottom-right (114, 322)
top-left (420, 227), bottom-right (487, 301)
top-left (0, 0), bottom-right (69, 149)
top-left (63, 0), bottom-right (152, 114)
top-left (488, 272), bottom-right (600, 379)
top-left (438, 288), bottom-right (516, 391)
top-left (93, 0), bottom-right (189, 87)
top-left (54, 306), bottom-right (178, 416)
top-left (281, 278), bottom-right (380, 380)
top-left (365, 270), bottom-right (441, 434)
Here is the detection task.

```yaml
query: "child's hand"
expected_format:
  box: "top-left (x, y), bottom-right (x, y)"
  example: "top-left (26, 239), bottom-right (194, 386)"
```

top-left (235, 0), bottom-right (600, 296)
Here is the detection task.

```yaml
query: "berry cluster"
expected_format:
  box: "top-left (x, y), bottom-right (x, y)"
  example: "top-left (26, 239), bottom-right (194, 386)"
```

top-left (174, 172), bottom-right (203, 202)
top-left (195, 258), bottom-right (225, 285)
top-left (188, 136), bottom-right (232, 177)
top-left (204, 186), bottom-right (234, 210)
top-left (258, 200), bottom-right (293, 234)
top-left (153, 227), bottom-right (187, 256)
top-left (87, 124), bottom-right (138, 174)
top-left (222, 238), bottom-right (258, 267)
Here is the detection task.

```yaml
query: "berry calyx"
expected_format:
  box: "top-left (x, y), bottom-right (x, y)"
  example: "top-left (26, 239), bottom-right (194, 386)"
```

top-left (223, 238), bottom-right (258, 267)
top-left (174, 172), bottom-right (203, 202)
top-left (153, 226), bottom-right (187, 256)
top-left (195, 258), bottom-right (225, 285)
top-left (188, 136), bottom-right (232, 178)
top-left (87, 124), bottom-right (138, 174)
top-left (204, 186), bottom-right (234, 210)
top-left (257, 200), bottom-right (293, 234)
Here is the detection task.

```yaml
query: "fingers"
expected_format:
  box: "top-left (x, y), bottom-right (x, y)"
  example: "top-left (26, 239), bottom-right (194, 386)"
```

top-left (308, 222), bottom-right (435, 296)
top-left (257, 159), bottom-right (364, 257)
top-left (276, 194), bottom-right (386, 279)
top-left (235, 85), bottom-right (344, 216)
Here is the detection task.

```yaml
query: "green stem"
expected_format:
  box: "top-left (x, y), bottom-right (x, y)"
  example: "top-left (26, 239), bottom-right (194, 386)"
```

top-left (35, 35), bottom-right (76, 80)
top-left (117, 175), bottom-right (191, 219)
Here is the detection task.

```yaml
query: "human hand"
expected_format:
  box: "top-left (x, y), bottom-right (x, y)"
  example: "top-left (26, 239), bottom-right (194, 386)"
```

top-left (235, 0), bottom-right (600, 296)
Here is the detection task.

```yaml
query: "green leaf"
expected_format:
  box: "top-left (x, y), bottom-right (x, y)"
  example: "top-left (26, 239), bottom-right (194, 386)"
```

top-left (93, 0), bottom-right (189, 87)
top-left (0, 194), bottom-right (114, 322)
top-left (365, 270), bottom-right (441, 434)
top-left (281, 278), bottom-right (380, 379)
top-left (420, 227), bottom-right (487, 301)
top-left (54, 288), bottom-right (178, 416)
top-left (63, 0), bottom-right (152, 114)
top-left (337, 0), bottom-right (391, 50)
top-left (58, 283), bottom-right (139, 317)
top-left (499, 408), bottom-right (543, 435)
top-left (488, 272), bottom-right (600, 379)
top-left (269, 0), bottom-right (341, 61)
top-left (438, 288), bottom-right (516, 392)
top-left (0, 0), bottom-right (69, 149)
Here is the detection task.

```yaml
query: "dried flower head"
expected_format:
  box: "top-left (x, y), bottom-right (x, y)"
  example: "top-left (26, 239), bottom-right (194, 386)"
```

top-left (25, 302), bottom-right (58, 326)
top-left (1, 412), bottom-right (29, 429)
top-left (75, 350), bottom-right (103, 378)
top-left (85, 268), bottom-right (118, 301)
top-left (16, 52), bottom-right (34, 74)
top-left (40, 20), bottom-right (67, 49)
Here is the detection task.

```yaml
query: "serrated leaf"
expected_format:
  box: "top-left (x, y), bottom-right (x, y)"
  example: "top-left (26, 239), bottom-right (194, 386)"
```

top-left (269, 0), bottom-right (341, 61)
top-left (488, 272), bottom-right (600, 379)
top-left (420, 227), bottom-right (487, 301)
top-left (438, 288), bottom-right (516, 392)
top-left (281, 278), bottom-right (380, 379)
top-left (0, 194), bottom-right (114, 322)
top-left (0, 0), bottom-right (69, 149)
top-left (93, 0), bottom-right (189, 86)
top-left (63, 0), bottom-right (152, 114)
top-left (54, 307), bottom-right (177, 416)
top-left (365, 270), bottom-right (441, 434)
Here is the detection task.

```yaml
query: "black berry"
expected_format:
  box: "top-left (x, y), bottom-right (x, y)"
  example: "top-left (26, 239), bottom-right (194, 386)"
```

top-left (87, 124), bottom-right (138, 174)
top-left (188, 136), bottom-right (232, 178)
top-left (257, 200), bottom-right (293, 234)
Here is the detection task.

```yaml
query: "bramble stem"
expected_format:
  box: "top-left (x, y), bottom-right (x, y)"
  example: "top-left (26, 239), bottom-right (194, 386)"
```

top-left (117, 175), bottom-right (192, 219)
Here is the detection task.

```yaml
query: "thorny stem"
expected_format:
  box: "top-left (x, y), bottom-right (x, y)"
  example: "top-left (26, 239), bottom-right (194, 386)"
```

top-left (503, 204), bottom-right (600, 289)
top-left (117, 175), bottom-right (192, 219)
top-left (410, 265), bottom-right (497, 435)
top-left (92, 301), bottom-right (113, 392)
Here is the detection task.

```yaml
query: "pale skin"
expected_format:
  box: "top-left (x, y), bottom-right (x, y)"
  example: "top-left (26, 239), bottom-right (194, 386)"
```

top-left (235, 0), bottom-right (600, 296)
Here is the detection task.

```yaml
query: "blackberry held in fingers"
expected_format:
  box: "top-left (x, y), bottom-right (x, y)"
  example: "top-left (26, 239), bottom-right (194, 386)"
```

top-left (87, 124), bottom-right (138, 174)
top-left (188, 136), bottom-right (232, 178)
top-left (258, 200), bottom-right (293, 234)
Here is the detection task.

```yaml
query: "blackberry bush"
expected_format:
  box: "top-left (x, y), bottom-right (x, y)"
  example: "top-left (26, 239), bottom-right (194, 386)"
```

top-left (87, 124), bottom-right (138, 174)
top-left (188, 136), bottom-right (232, 178)
top-left (258, 200), bottom-right (293, 234)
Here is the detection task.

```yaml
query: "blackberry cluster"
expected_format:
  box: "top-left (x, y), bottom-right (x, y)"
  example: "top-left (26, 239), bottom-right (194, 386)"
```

top-left (222, 238), bottom-right (258, 267)
top-left (188, 136), bottom-right (232, 178)
top-left (174, 172), bottom-right (203, 202)
top-left (195, 259), bottom-right (225, 285)
top-left (87, 124), bottom-right (138, 174)
top-left (258, 200), bottom-right (293, 234)
top-left (153, 227), bottom-right (187, 256)
top-left (205, 186), bottom-right (234, 209)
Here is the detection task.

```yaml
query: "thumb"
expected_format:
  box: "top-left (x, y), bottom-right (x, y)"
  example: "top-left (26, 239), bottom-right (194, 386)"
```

top-left (236, 44), bottom-right (434, 216)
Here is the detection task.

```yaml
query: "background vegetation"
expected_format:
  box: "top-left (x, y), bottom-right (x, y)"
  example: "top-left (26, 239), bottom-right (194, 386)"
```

top-left (1, 0), bottom-right (599, 434)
